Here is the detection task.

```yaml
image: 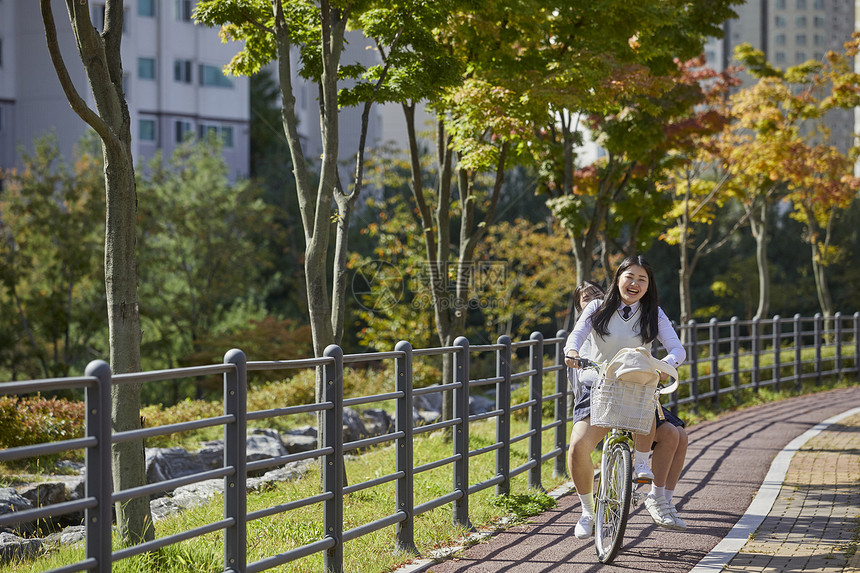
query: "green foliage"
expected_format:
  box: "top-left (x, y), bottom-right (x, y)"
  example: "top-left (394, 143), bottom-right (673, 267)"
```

top-left (0, 132), bottom-right (106, 379)
top-left (137, 140), bottom-right (277, 373)
top-left (0, 396), bottom-right (85, 466)
top-left (492, 491), bottom-right (556, 521)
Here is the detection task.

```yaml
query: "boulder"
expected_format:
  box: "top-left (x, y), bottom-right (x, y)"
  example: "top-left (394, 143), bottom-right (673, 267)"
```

top-left (361, 408), bottom-right (394, 436)
top-left (0, 488), bottom-right (34, 534)
top-left (0, 531), bottom-right (42, 564)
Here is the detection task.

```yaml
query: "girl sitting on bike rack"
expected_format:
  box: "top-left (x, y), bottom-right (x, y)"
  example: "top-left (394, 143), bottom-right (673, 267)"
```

top-left (564, 256), bottom-right (687, 537)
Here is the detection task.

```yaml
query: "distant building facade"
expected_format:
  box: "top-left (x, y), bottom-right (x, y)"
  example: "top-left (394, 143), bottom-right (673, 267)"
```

top-left (703, 0), bottom-right (856, 152)
top-left (0, 0), bottom-right (250, 178)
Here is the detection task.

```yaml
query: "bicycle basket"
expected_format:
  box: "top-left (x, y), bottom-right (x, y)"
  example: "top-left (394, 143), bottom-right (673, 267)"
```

top-left (590, 377), bottom-right (657, 434)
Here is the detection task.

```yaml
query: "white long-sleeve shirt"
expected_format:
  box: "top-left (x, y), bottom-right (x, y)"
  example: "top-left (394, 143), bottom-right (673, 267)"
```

top-left (564, 299), bottom-right (686, 368)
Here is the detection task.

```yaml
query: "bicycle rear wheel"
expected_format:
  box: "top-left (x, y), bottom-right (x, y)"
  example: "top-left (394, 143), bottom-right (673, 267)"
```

top-left (594, 441), bottom-right (632, 564)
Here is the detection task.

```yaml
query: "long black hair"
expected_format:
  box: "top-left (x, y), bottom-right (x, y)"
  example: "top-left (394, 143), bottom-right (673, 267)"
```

top-left (591, 256), bottom-right (659, 343)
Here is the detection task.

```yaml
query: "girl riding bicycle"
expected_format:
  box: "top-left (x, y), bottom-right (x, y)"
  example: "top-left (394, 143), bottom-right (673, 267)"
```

top-left (564, 256), bottom-right (687, 537)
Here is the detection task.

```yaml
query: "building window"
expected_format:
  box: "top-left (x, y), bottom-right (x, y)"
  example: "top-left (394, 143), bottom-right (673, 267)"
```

top-left (175, 120), bottom-right (193, 143)
top-left (199, 64), bottom-right (233, 88)
top-left (221, 126), bottom-right (234, 148)
top-left (814, 52), bottom-right (824, 60)
top-left (796, 34), bottom-right (807, 45)
top-left (775, 51), bottom-right (786, 63)
top-left (775, 15), bottom-right (786, 27)
top-left (775, 34), bottom-right (786, 46)
top-left (813, 0), bottom-right (824, 7)
top-left (796, 51), bottom-right (807, 63)
top-left (138, 57), bottom-right (156, 79)
top-left (175, 0), bottom-right (193, 21)
top-left (814, 34), bottom-right (826, 46)
top-left (776, 0), bottom-right (786, 8)
top-left (796, 16), bottom-right (807, 27)
top-left (705, 50), bottom-right (716, 63)
top-left (814, 15), bottom-right (825, 27)
top-left (796, 0), bottom-right (806, 8)
top-left (198, 123), bottom-right (235, 148)
top-left (174, 59), bottom-right (192, 83)
top-left (138, 0), bottom-right (155, 17)
top-left (139, 119), bottom-right (156, 142)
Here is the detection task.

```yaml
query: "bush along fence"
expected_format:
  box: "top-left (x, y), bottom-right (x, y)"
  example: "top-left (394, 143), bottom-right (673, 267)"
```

top-left (0, 312), bottom-right (858, 573)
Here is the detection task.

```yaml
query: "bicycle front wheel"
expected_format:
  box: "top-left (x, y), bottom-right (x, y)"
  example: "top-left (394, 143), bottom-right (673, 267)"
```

top-left (594, 441), bottom-right (632, 564)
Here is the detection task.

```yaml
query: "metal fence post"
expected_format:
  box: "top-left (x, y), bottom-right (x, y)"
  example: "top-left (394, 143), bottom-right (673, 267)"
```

top-left (834, 312), bottom-right (843, 377)
top-left (453, 336), bottom-right (471, 529)
top-left (709, 318), bottom-right (719, 408)
top-left (794, 313), bottom-right (803, 391)
top-left (751, 317), bottom-right (761, 392)
top-left (323, 345), bottom-right (344, 573)
top-left (528, 332), bottom-right (544, 491)
top-left (854, 313), bottom-right (860, 377)
top-left (688, 320), bottom-right (699, 413)
top-left (223, 349), bottom-right (247, 573)
top-left (773, 315), bottom-right (782, 391)
top-left (394, 341), bottom-right (418, 554)
top-left (814, 313), bottom-right (823, 386)
top-left (554, 330), bottom-right (568, 477)
top-left (496, 335), bottom-right (512, 497)
top-left (730, 317), bottom-right (740, 392)
top-left (84, 359), bottom-right (113, 572)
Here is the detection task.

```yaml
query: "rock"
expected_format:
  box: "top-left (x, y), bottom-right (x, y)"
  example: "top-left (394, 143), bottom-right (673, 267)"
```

top-left (469, 394), bottom-right (495, 415)
top-left (0, 488), bottom-right (34, 534)
top-left (145, 447), bottom-right (207, 484)
top-left (361, 408), bottom-right (394, 436)
top-left (342, 407), bottom-right (368, 443)
top-left (414, 386), bottom-right (443, 414)
top-left (282, 433), bottom-right (317, 454)
top-left (246, 430), bottom-right (287, 461)
top-left (0, 531), bottom-right (42, 564)
top-left (18, 483), bottom-right (66, 508)
top-left (43, 525), bottom-right (85, 547)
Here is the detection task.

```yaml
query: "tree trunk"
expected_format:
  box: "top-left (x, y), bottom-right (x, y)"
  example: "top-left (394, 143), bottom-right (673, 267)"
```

top-left (40, 0), bottom-right (153, 545)
top-left (804, 205), bottom-right (834, 319)
top-left (749, 200), bottom-right (770, 321)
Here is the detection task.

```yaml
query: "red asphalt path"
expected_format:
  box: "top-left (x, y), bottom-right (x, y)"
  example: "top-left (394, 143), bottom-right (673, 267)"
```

top-left (397, 385), bottom-right (860, 573)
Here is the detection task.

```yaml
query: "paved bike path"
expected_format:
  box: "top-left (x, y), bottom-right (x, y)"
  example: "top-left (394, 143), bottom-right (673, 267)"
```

top-left (397, 385), bottom-right (860, 573)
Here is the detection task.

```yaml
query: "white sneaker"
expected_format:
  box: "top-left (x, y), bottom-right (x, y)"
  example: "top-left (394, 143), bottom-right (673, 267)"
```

top-left (634, 461), bottom-right (654, 482)
top-left (668, 503), bottom-right (687, 530)
top-left (644, 495), bottom-right (675, 528)
top-left (574, 514), bottom-right (594, 539)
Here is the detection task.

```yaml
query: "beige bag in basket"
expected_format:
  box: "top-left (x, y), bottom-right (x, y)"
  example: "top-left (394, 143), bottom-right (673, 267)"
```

top-left (599, 346), bottom-right (678, 388)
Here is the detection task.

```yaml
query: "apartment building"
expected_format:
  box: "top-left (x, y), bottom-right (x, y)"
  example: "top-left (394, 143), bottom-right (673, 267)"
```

top-left (704, 0), bottom-right (856, 152)
top-left (0, 0), bottom-right (249, 178)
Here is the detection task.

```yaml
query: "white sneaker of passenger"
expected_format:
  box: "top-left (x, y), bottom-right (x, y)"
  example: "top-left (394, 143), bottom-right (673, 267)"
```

top-left (574, 513), bottom-right (594, 539)
top-left (667, 503), bottom-right (687, 530)
top-left (644, 494), bottom-right (675, 528)
top-left (634, 461), bottom-right (654, 483)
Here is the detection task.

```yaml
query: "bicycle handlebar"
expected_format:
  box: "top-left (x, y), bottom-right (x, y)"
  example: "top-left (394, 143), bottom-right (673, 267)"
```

top-left (568, 357), bottom-right (679, 395)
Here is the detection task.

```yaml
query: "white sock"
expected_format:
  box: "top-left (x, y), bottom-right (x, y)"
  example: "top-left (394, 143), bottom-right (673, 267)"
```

top-left (664, 489), bottom-right (675, 504)
top-left (634, 450), bottom-right (650, 467)
top-left (579, 492), bottom-right (595, 517)
top-left (649, 484), bottom-right (665, 500)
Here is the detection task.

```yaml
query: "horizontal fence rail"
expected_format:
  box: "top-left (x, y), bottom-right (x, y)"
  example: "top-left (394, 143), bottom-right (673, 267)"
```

top-left (0, 312), bottom-right (857, 572)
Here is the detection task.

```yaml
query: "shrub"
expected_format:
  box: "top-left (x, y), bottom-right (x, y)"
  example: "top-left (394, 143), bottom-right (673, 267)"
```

top-left (0, 395), bottom-right (85, 468)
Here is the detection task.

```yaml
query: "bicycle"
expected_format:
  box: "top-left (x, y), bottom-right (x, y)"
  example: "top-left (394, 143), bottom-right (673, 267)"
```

top-left (572, 356), bottom-right (679, 564)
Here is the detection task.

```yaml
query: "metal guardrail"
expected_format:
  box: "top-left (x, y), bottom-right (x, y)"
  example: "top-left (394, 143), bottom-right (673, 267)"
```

top-left (0, 312), bottom-right (858, 572)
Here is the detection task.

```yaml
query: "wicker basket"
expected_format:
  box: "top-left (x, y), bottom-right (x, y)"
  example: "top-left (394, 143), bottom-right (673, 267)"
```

top-left (590, 377), bottom-right (658, 434)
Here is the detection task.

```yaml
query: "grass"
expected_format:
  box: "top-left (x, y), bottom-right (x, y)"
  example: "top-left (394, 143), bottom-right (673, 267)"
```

top-left (3, 417), bottom-right (571, 573)
top-left (3, 344), bottom-right (858, 573)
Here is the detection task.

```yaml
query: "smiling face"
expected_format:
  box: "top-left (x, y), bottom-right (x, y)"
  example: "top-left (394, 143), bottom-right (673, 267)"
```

top-left (617, 264), bottom-right (649, 306)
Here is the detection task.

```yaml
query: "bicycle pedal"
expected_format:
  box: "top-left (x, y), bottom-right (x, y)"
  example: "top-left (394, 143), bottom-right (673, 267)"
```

top-left (633, 477), bottom-right (653, 484)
